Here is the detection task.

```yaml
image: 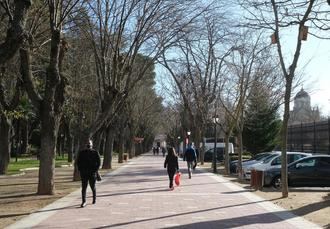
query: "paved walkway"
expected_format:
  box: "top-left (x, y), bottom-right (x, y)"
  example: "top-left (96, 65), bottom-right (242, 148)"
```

top-left (6, 153), bottom-right (320, 229)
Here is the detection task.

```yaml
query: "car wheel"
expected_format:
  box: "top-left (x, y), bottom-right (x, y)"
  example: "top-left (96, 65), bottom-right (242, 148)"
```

top-left (272, 176), bottom-right (281, 189)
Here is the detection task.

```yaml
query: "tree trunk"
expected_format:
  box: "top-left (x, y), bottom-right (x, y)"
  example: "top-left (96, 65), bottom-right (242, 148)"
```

top-left (128, 135), bottom-right (134, 159)
top-left (281, 77), bottom-right (292, 198)
top-left (237, 128), bottom-right (243, 179)
top-left (72, 136), bottom-right (80, 181)
top-left (67, 133), bottom-right (73, 163)
top-left (224, 133), bottom-right (231, 175)
top-left (37, 103), bottom-right (59, 195)
top-left (195, 127), bottom-right (203, 165)
top-left (94, 130), bottom-right (103, 154)
top-left (118, 133), bottom-right (125, 163)
top-left (63, 121), bottom-right (73, 163)
top-left (102, 127), bottom-right (114, 169)
top-left (0, 114), bottom-right (11, 174)
top-left (21, 119), bottom-right (28, 155)
top-left (130, 142), bottom-right (136, 159)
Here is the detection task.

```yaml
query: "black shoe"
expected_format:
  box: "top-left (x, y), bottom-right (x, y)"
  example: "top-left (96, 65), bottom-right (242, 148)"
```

top-left (92, 199), bottom-right (96, 204)
top-left (80, 202), bottom-right (86, 208)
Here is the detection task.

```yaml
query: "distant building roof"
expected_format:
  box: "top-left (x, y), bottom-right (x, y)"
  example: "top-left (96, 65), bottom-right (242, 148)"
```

top-left (294, 88), bottom-right (310, 99)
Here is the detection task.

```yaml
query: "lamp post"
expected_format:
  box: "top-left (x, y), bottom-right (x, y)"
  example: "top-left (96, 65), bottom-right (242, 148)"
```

top-left (177, 136), bottom-right (181, 155)
top-left (213, 116), bottom-right (219, 173)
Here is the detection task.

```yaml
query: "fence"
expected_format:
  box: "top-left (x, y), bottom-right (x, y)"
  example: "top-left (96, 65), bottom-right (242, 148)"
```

top-left (287, 119), bottom-right (330, 154)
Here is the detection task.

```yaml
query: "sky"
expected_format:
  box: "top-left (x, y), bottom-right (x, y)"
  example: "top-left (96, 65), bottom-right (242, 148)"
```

top-left (289, 34), bottom-right (330, 117)
top-left (155, 4), bottom-right (330, 118)
top-left (156, 35), bottom-right (330, 117)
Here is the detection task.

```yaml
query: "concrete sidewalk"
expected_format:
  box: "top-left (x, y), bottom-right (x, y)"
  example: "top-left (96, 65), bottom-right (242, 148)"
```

top-left (6, 153), bottom-right (321, 229)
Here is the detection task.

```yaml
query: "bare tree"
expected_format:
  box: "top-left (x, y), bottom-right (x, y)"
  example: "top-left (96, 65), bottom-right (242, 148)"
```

top-left (239, 0), bottom-right (330, 197)
top-left (67, 0), bottom-right (205, 179)
top-left (21, 0), bottom-right (81, 194)
top-left (0, 0), bottom-right (31, 64)
top-left (0, 67), bottom-right (22, 174)
top-left (71, 0), bottom-right (203, 139)
top-left (218, 30), bottom-right (284, 175)
top-left (160, 9), bottom-right (233, 164)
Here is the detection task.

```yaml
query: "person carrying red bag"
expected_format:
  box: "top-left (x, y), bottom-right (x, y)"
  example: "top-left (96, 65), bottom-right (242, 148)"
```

top-left (164, 147), bottom-right (179, 190)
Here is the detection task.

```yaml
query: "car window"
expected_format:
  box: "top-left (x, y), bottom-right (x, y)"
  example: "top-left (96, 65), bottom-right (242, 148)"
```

top-left (288, 154), bottom-right (304, 164)
top-left (216, 148), bottom-right (224, 154)
top-left (253, 153), bottom-right (267, 160)
top-left (296, 158), bottom-right (316, 168)
top-left (318, 158), bottom-right (330, 167)
top-left (271, 156), bottom-right (281, 165)
top-left (262, 154), bottom-right (279, 163)
top-left (255, 153), bottom-right (272, 161)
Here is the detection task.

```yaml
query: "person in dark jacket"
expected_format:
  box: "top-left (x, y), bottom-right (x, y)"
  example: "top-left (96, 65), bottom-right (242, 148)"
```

top-left (76, 139), bottom-right (101, 207)
top-left (183, 144), bottom-right (197, 179)
top-left (161, 146), bottom-right (166, 157)
top-left (164, 147), bottom-right (179, 190)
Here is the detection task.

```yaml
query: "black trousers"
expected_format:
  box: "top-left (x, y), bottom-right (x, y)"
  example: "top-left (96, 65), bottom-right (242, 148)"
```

top-left (81, 173), bottom-right (96, 203)
top-left (167, 169), bottom-right (176, 188)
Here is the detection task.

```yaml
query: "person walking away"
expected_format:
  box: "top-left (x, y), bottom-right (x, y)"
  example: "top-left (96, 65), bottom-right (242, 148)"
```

top-left (76, 139), bottom-right (101, 207)
top-left (183, 144), bottom-right (197, 179)
top-left (164, 147), bottom-right (179, 190)
top-left (162, 146), bottom-right (166, 157)
top-left (152, 146), bottom-right (156, 155)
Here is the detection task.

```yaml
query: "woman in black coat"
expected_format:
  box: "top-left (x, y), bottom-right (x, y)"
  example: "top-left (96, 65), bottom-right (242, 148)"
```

top-left (164, 147), bottom-right (179, 190)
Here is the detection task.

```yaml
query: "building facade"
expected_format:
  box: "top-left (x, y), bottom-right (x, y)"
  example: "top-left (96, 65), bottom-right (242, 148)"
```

top-left (289, 88), bottom-right (321, 125)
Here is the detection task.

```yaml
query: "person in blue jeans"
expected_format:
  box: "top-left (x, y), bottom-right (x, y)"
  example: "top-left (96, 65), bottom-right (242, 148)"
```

top-left (184, 144), bottom-right (197, 179)
top-left (164, 147), bottom-right (179, 190)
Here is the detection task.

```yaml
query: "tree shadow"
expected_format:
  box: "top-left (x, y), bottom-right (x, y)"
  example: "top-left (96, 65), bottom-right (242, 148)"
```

top-left (0, 204), bottom-right (79, 220)
top-left (292, 198), bottom-right (330, 216)
top-left (89, 201), bottom-right (297, 229)
top-left (0, 193), bottom-right (37, 200)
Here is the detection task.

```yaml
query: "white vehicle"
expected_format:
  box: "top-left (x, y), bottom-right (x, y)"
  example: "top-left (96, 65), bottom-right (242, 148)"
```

top-left (243, 151), bottom-right (312, 180)
top-left (202, 137), bottom-right (234, 154)
top-left (178, 139), bottom-right (234, 156)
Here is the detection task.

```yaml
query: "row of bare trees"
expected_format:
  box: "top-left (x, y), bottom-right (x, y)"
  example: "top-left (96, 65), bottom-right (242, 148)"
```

top-left (1, 0), bottom-right (329, 198)
top-left (159, 0), bottom-right (330, 198)
top-left (160, 6), bottom-right (284, 174)
top-left (0, 0), bottom-right (207, 195)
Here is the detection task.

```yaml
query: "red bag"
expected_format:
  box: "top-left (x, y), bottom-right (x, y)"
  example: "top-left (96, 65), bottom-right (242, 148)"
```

top-left (174, 172), bottom-right (181, 186)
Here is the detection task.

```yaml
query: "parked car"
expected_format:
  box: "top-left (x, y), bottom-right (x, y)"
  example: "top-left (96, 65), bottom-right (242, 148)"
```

top-left (264, 155), bottom-right (330, 189)
top-left (243, 152), bottom-right (311, 179)
top-left (203, 147), bottom-right (225, 162)
top-left (242, 152), bottom-right (280, 179)
top-left (230, 152), bottom-right (274, 173)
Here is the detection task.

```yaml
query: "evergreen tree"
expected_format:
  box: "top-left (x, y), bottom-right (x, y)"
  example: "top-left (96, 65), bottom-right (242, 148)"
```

top-left (243, 87), bottom-right (281, 155)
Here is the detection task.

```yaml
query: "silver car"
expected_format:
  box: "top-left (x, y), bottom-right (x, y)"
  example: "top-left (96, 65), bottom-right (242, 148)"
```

top-left (243, 151), bottom-right (311, 180)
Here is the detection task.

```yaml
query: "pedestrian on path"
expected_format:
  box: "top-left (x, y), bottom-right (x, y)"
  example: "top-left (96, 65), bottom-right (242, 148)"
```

top-left (164, 147), bottom-right (179, 190)
top-left (161, 146), bottom-right (166, 157)
top-left (76, 139), bottom-right (101, 207)
top-left (183, 143), bottom-right (197, 179)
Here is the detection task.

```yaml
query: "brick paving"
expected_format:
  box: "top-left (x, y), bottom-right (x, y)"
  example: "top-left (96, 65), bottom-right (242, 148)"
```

top-left (6, 153), bottom-right (320, 229)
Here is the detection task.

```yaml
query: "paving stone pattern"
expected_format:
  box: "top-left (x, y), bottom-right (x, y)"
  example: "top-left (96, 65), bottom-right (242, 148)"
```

top-left (6, 153), bottom-right (321, 229)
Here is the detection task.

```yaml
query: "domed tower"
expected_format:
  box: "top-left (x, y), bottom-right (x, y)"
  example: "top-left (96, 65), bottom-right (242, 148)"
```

top-left (289, 88), bottom-right (320, 125)
top-left (293, 88), bottom-right (311, 111)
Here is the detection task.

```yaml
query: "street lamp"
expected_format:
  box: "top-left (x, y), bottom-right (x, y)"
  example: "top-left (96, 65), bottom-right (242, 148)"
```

top-left (213, 116), bottom-right (219, 173)
top-left (177, 136), bottom-right (181, 155)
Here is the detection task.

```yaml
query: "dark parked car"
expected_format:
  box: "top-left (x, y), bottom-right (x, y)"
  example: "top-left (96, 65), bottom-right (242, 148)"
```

top-left (203, 147), bottom-right (225, 162)
top-left (264, 155), bottom-right (330, 189)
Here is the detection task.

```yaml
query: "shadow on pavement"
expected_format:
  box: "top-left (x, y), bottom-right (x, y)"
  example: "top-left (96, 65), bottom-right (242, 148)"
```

top-left (89, 200), bottom-right (294, 229)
